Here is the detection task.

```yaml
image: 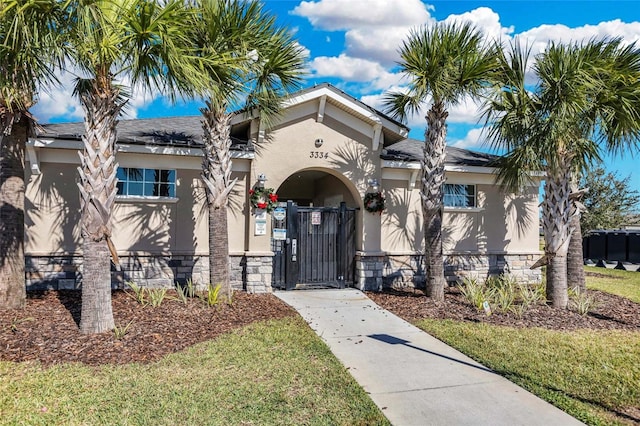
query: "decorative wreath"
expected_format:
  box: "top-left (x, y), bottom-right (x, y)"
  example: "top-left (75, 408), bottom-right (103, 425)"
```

top-left (249, 187), bottom-right (278, 212)
top-left (364, 191), bottom-right (385, 214)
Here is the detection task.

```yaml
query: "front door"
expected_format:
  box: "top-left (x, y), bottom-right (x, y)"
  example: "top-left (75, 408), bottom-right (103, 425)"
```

top-left (272, 201), bottom-right (356, 290)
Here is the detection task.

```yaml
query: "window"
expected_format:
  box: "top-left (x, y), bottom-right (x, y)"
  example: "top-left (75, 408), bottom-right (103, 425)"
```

top-left (443, 184), bottom-right (476, 208)
top-left (116, 168), bottom-right (176, 198)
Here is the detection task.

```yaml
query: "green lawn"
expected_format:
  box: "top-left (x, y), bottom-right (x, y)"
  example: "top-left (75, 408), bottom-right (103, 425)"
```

top-left (413, 267), bottom-right (640, 426)
top-left (417, 320), bottom-right (639, 426)
top-left (585, 265), bottom-right (640, 303)
top-left (0, 317), bottom-right (389, 426)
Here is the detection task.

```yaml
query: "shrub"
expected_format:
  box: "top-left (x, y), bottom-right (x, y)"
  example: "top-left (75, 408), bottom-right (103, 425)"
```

top-left (125, 281), bottom-right (147, 305)
top-left (113, 320), bottom-right (133, 340)
top-left (458, 277), bottom-right (494, 312)
top-left (148, 288), bottom-right (168, 307)
top-left (569, 289), bottom-right (600, 316)
top-left (199, 283), bottom-right (222, 308)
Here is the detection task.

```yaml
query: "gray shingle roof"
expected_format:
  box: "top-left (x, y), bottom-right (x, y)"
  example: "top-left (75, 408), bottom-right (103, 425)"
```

top-left (40, 116), bottom-right (251, 150)
top-left (38, 83), bottom-right (494, 168)
top-left (382, 138), bottom-right (498, 167)
top-left (41, 116), bottom-right (202, 145)
top-left (41, 121), bottom-right (496, 167)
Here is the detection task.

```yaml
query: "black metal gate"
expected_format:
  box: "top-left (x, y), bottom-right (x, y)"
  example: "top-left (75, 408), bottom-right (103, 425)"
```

top-left (272, 201), bottom-right (356, 290)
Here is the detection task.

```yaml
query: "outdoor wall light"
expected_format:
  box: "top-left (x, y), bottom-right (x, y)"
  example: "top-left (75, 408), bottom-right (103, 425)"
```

top-left (315, 138), bottom-right (324, 147)
top-left (258, 173), bottom-right (267, 188)
top-left (367, 178), bottom-right (380, 192)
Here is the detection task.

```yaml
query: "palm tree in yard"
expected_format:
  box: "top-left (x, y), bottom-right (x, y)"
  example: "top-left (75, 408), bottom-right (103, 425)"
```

top-left (483, 39), bottom-right (640, 308)
top-left (66, 0), bottom-right (206, 333)
top-left (189, 0), bottom-right (305, 298)
top-left (0, 0), bottom-right (64, 309)
top-left (383, 22), bottom-right (498, 301)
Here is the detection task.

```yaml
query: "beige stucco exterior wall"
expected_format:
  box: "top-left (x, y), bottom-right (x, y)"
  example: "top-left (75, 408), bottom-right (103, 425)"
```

top-left (25, 162), bottom-right (82, 255)
top-left (245, 102), bottom-right (383, 253)
top-left (381, 178), bottom-right (424, 253)
top-left (26, 146), bottom-right (539, 263)
top-left (380, 170), bottom-right (540, 255)
top-left (25, 150), bottom-right (250, 257)
top-left (481, 182), bottom-right (540, 253)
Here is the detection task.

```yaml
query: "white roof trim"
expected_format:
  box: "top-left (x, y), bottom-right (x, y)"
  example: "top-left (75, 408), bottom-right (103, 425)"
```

top-left (317, 95), bottom-right (327, 123)
top-left (283, 86), bottom-right (407, 138)
top-left (381, 159), bottom-right (421, 170)
top-left (381, 159), bottom-right (496, 174)
top-left (26, 144), bottom-right (40, 175)
top-left (28, 138), bottom-right (255, 160)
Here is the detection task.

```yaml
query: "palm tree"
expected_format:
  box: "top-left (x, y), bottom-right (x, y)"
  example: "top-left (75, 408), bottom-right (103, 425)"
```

top-left (384, 22), bottom-right (498, 301)
top-left (484, 39), bottom-right (640, 308)
top-left (0, 0), bottom-right (64, 309)
top-left (66, 0), bottom-right (207, 333)
top-left (189, 0), bottom-right (305, 298)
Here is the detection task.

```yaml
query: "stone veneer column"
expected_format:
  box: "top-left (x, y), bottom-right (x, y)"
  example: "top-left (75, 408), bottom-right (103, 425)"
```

top-left (355, 252), bottom-right (385, 291)
top-left (242, 252), bottom-right (274, 294)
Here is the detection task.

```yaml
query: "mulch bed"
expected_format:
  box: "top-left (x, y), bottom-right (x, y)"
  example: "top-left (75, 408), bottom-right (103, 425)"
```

top-left (1, 286), bottom-right (638, 367)
top-left (0, 290), bottom-right (296, 366)
top-left (367, 287), bottom-right (640, 331)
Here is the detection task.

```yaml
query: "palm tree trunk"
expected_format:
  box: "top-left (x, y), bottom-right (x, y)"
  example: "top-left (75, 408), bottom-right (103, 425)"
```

top-left (425, 210), bottom-right (445, 300)
top-left (422, 101), bottom-right (448, 301)
top-left (0, 110), bottom-right (27, 309)
top-left (567, 213), bottom-right (586, 293)
top-left (209, 203), bottom-right (230, 298)
top-left (201, 101), bottom-right (237, 298)
top-left (547, 252), bottom-right (568, 308)
top-left (79, 239), bottom-right (113, 333)
top-left (77, 83), bottom-right (121, 333)
top-left (542, 163), bottom-right (574, 308)
top-left (567, 177), bottom-right (586, 293)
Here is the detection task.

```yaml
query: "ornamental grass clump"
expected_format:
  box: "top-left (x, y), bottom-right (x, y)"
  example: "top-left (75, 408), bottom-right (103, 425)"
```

top-left (174, 279), bottom-right (198, 304)
top-left (113, 320), bottom-right (133, 340)
top-left (459, 275), bottom-right (546, 317)
top-left (518, 282), bottom-right (546, 307)
top-left (458, 277), bottom-right (494, 311)
top-left (568, 288), bottom-right (600, 316)
top-left (199, 283), bottom-right (225, 308)
top-left (486, 275), bottom-right (517, 313)
top-left (147, 288), bottom-right (168, 307)
top-left (125, 281), bottom-right (147, 305)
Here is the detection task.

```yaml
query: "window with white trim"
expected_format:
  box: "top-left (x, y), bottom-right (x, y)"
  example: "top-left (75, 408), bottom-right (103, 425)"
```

top-left (443, 184), bottom-right (476, 208)
top-left (116, 168), bottom-right (176, 197)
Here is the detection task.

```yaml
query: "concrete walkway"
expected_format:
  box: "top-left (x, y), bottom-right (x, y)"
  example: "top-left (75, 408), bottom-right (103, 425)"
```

top-left (275, 288), bottom-right (584, 426)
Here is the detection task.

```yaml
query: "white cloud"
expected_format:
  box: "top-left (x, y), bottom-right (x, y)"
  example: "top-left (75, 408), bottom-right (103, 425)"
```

top-left (449, 127), bottom-right (487, 149)
top-left (344, 26), bottom-right (415, 64)
top-left (309, 54), bottom-right (402, 89)
top-left (292, 0), bottom-right (432, 31)
top-left (443, 7), bottom-right (514, 43)
top-left (448, 97), bottom-right (484, 124)
top-left (31, 68), bottom-right (166, 123)
top-left (519, 20), bottom-right (640, 56)
top-left (31, 72), bottom-right (84, 123)
top-left (293, 0), bottom-right (435, 65)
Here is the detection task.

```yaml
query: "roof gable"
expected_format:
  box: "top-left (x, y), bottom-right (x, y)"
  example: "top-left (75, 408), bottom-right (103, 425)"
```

top-left (231, 83), bottom-right (409, 150)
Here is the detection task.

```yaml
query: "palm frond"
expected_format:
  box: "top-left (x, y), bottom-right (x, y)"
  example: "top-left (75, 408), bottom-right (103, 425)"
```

top-left (0, 0), bottom-right (66, 111)
top-left (383, 21), bottom-right (498, 124)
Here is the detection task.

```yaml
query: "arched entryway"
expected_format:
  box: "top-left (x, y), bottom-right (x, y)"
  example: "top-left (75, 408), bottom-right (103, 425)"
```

top-left (276, 169), bottom-right (359, 207)
top-left (272, 169), bottom-right (359, 290)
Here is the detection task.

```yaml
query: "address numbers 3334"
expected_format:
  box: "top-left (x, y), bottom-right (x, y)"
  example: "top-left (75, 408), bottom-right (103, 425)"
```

top-left (310, 151), bottom-right (329, 159)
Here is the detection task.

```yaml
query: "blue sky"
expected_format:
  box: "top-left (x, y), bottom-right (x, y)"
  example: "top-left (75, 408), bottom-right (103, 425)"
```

top-left (34, 0), bottom-right (640, 192)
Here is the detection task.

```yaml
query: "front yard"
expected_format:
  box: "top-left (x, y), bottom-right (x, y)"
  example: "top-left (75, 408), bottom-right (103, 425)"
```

top-left (1, 266), bottom-right (638, 425)
top-left (370, 268), bottom-right (640, 426)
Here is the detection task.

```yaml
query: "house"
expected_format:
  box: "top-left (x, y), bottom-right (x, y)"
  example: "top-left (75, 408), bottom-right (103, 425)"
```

top-left (25, 83), bottom-right (542, 292)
